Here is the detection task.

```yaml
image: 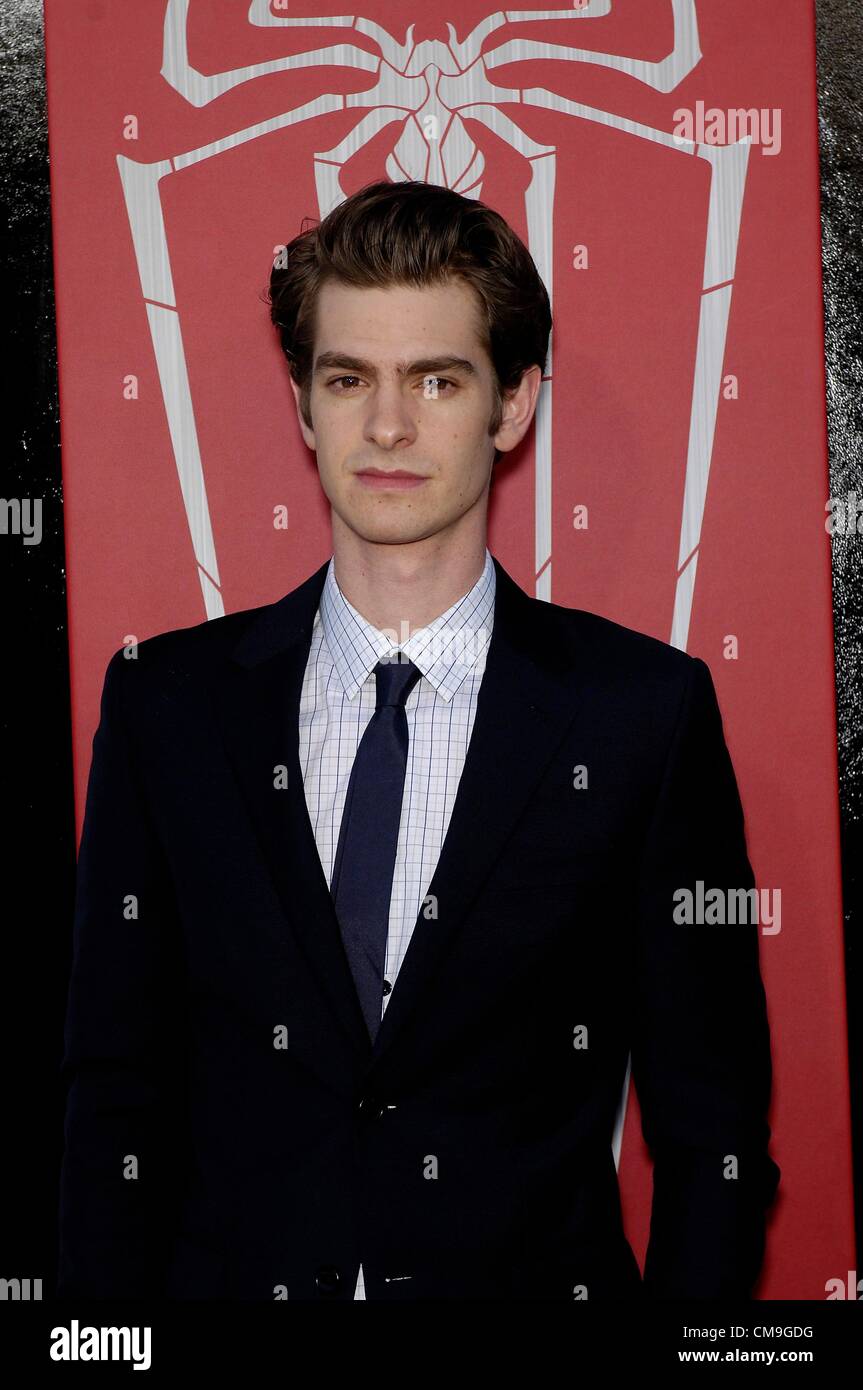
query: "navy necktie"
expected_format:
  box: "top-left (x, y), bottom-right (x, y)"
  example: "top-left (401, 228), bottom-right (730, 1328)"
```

top-left (330, 654), bottom-right (423, 1043)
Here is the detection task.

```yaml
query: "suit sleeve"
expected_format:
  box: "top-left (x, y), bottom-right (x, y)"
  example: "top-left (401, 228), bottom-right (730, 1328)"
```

top-left (630, 655), bottom-right (781, 1299)
top-left (57, 648), bottom-right (189, 1298)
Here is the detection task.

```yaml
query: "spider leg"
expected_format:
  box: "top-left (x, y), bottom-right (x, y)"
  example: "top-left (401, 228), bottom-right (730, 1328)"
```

top-left (163, 0), bottom-right (379, 107)
top-left (672, 140), bottom-right (751, 652)
top-left (450, 1), bottom-right (611, 70)
top-left (525, 154), bottom-right (557, 602)
top-left (248, 2), bottom-right (416, 72)
top-left (117, 154), bottom-right (224, 618)
top-left (502, 84), bottom-right (750, 650)
top-left (115, 93), bottom-right (362, 616)
top-left (484, 0), bottom-right (701, 94)
top-left (312, 107), bottom-right (415, 215)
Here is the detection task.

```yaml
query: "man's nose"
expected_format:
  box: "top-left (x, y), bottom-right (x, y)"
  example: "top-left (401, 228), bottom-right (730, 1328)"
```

top-left (362, 383), bottom-right (418, 451)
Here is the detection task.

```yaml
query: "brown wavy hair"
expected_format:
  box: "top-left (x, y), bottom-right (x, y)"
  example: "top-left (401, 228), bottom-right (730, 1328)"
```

top-left (267, 180), bottom-right (552, 440)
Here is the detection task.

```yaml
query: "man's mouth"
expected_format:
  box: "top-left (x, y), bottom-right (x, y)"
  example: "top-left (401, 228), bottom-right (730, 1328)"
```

top-left (354, 468), bottom-right (430, 490)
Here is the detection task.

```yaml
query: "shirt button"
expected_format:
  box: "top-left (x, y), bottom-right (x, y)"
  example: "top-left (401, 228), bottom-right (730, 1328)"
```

top-left (358, 1095), bottom-right (387, 1119)
top-left (315, 1265), bottom-right (341, 1294)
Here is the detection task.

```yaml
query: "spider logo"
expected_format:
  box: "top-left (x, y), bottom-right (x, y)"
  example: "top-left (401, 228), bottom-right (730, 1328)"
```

top-left (119, 0), bottom-right (750, 662)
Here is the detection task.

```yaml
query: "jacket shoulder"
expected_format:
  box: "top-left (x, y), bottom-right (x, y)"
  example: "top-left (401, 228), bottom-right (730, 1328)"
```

top-left (535, 594), bottom-right (700, 683)
top-left (101, 596), bottom-right (289, 697)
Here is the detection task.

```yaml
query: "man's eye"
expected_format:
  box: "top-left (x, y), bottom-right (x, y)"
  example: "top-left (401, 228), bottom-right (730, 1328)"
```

top-left (326, 375), bottom-right (455, 394)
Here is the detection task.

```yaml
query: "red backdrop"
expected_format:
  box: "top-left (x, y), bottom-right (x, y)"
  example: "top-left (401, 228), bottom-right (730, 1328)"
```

top-left (44, 0), bottom-right (853, 1298)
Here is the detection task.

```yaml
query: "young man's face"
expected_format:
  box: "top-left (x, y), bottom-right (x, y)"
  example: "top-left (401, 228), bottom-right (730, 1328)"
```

top-left (289, 277), bottom-right (539, 548)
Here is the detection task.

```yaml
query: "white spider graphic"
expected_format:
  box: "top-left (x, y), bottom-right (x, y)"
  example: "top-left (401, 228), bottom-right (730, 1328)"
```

top-left (118, 0), bottom-right (750, 653)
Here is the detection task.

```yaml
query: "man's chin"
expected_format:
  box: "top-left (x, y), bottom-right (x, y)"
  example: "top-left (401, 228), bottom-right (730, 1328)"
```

top-left (337, 511), bottom-right (444, 547)
top-left (353, 526), bottom-right (437, 546)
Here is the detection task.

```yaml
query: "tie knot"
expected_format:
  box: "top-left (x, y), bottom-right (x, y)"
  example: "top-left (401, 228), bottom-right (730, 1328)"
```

top-left (374, 656), bottom-right (422, 709)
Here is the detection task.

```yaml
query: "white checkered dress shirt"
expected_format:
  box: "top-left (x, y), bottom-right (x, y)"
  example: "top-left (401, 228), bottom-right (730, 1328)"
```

top-left (298, 547), bottom-right (496, 1299)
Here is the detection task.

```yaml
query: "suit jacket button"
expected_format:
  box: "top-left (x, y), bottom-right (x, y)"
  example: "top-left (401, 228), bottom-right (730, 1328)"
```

top-left (315, 1265), bottom-right (341, 1294)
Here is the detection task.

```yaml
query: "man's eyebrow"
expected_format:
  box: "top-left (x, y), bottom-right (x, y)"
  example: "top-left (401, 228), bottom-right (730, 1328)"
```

top-left (313, 352), bottom-right (477, 379)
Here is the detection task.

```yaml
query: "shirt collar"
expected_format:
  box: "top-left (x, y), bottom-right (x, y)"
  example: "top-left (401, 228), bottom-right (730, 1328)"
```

top-left (317, 547), bottom-right (496, 702)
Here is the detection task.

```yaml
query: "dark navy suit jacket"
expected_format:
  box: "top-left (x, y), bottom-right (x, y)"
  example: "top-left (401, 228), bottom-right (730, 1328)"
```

top-left (56, 554), bottom-right (780, 1300)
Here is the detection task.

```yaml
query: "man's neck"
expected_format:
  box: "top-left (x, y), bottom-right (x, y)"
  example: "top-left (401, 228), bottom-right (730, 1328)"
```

top-left (330, 526), bottom-right (488, 639)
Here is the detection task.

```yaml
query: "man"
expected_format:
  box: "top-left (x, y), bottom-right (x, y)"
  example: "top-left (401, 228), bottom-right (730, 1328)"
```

top-left (57, 179), bottom-right (780, 1301)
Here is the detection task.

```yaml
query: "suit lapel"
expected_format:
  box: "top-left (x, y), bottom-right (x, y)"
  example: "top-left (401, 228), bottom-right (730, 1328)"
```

top-left (368, 559), bottom-right (584, 1065)
top-left (210, 555), bottom-right (586, 1070)
top-left (211, 559), bottom-right (372, 1058)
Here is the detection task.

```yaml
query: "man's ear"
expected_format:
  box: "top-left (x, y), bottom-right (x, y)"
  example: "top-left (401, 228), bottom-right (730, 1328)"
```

top-left (289, 376), bottom-right (316, 451)
top-left (493, 365), bottom-right (542, 456)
